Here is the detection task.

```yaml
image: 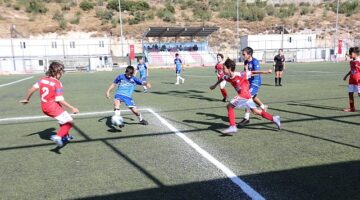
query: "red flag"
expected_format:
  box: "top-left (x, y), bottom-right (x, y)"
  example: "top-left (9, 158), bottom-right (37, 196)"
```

top-left (337, 39), bottom-right (342, 54)
top-left (129, 45), bottom-right (135, 60)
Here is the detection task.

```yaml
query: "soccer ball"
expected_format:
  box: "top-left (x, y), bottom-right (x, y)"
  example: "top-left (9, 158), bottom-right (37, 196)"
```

top-left (111, 115), bottom-right (124, 127)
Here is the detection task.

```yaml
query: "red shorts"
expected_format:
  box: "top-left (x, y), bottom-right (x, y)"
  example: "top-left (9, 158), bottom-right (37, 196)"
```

top-left (42, 103), bottom-right (64, 118)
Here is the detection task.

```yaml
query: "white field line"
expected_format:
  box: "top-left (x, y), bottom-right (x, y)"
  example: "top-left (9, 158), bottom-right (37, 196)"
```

top-left (1, 108), bottom-right (265, 199)
top-left (0, 76), bottom-right (34, 88)
top-left (147, 108), bottom-right (265, 200)
top-left (0, 109), bottom-right (146, 124)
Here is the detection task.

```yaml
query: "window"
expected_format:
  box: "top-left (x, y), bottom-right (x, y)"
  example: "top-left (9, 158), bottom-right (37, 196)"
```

top-left (308, 36), bottom-right (312, 42)
top-left (70, 41), bottom-right (75, 48)
top-left (20, 41), bottom-right (26, 49)
top-left (39, 60), bottom-right (44, 66)
top-left (99, 41), bottom-right (104, 47)
top-left (51, 41), bottom-right (57, 48)
top-left (288, 37), bottom-right (292, 43)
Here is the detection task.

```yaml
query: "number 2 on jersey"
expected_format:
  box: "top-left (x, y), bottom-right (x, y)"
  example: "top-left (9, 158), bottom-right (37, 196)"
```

top-left (41, 87), bottom-right (49, 102)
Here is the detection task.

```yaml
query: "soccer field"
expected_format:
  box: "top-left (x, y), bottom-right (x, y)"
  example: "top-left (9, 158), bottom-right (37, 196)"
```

top-left (0, 62), bottom-right (359, 200)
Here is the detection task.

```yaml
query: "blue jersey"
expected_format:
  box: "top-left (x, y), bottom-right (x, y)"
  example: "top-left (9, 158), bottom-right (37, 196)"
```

top-left (113, 74), bottom-right (143, 97)
top-left (174, 58), bottom-right (182, 70)
top-left (244, 58), bottom-right (261, 86)
top-left (136, 63), bottom-right (147, 78)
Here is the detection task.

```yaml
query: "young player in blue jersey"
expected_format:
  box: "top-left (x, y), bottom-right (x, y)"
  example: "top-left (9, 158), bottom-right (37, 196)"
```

top-left (106, 66), bottom-right (151, 126)
top-left (174, 53), bottom-right (185, 84)
top-left (135, 57), bottom-right (149, 92)
top-left (238, 47), bottom-right (268, 126)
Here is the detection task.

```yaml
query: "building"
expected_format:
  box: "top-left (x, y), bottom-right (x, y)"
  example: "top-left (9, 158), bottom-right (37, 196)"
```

top-left (0, 37), bottom-right (112, 74)
top-left (240, 33), bottom-right (340, 62)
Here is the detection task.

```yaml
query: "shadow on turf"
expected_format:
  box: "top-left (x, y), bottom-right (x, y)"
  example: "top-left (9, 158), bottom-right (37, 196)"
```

top-left (25, 127), bottom-right (56, 140)
top-left (151, 89), bottom-right (220, 102)
top-left (73, 160), bottom-right (360, 200)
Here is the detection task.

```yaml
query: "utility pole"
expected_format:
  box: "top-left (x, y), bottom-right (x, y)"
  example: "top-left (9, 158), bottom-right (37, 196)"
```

top-left (334, 0), bottom-right (340, 57)
top-left (236, 0), bottom-right (239, 61)
top-left (118, 0), bottom-right (124, 57)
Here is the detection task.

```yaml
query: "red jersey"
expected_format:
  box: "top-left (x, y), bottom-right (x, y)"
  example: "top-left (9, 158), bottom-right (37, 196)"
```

top-left (349, 58), bottom-right (360, 85)
top-left (215, 63), bottom-right (225, 79)
top-left (224, 71), bottom-right (252, 99)
top-left (34, 76), bottom-right (65, 117)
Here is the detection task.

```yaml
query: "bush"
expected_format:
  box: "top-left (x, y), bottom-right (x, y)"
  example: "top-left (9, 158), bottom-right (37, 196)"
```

top-left (26, 0), bottom-right (48, 14)
top-left (107, 0), bottom-right (150, 12)
top-left (70, 15), bottom-right (80, 24)
top-left (52, 10), bottom-right (64, 21)
top-left (59, 19), bottom-right (67, 29)
top-left (95, 8), bottom-right (113, 21)
top-left (193, 2), bottom-right (212, 21)
top-left (300, 6), bottom-right (310, 15)
top-left (333, 0), bottom-right (360, 16)
top-left (266, 5), bottom-right (275, 16)
top-left (157, 9), bottom-right (175, 22)
top-left (79, 0), bottom-right (94, 11)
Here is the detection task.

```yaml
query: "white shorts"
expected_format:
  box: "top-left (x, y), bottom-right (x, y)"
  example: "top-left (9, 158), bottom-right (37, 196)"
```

top-left (55, 111), bottom-right (73, 125)
top-left (230, 96), bottom-right (257, 109)
top-left (219, 80), bottom-right (226, 89)
top-left (348, 84), bottom-right (360, 93)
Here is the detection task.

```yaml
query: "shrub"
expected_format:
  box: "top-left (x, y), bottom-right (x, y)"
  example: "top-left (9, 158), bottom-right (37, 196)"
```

top-left (26, 0), bottom-right (48, 14)
top-left (96, 8), bottom-right (113, 21)
top-left (79, 0), bottom-right (94, 11)
top-left (107, 0), bottom-right (150, 12)
top-left (52, 10), bottom-right (64, 21)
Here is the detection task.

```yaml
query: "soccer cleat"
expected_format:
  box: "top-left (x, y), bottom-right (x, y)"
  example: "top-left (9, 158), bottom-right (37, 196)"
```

top-left (238, 118), bottom-right (250, 127)
top-left (181, 78), bottom-right (185, 84)
top-left (222, 97), bottom-right (229, 102)
top-left (273, 116), bottom-right (281, 130)
top-left (222, 126), bottom-right (237, 135)
top-left (175, 82), bottom-right (179, 85)
top-left (143, 89), bottom-right (148, 93)
top-left (279, 83), bottom-right (282, 86)
top-left (119, 124), bottom-right (125, 128)
top-left (343, 108), bottom-right (355, 112)
top-left (51, 135), bottom-right (63, 147)
top-left (140, 119), bottom-right (149, 125)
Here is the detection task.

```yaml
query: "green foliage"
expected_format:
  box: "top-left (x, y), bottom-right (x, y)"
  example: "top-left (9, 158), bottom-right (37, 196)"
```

top-left (193, 2), bottom-right (212, 21)
top-left (26, 0), bottom-right (48, 14)
top-left (95, 8), bottom-right (113, 21)
top-left (300, 6), bottom-right (310, 15)
top-left (157, 8), bottom-right (175, 22)
top-left (70, 14), bottom-right (80, 24)
top-left (59, 18), bottom-right (67, 29)
top-left (79, 0), bottom-right (94, 11)
top-left (275, 3), bottom-right (297, 18)
top-left (266, 5), bottom-right (275, 16)
top-left (107, 0), bottom-right (150, 12)
top-left (330, 0), bottom-right (360, 17)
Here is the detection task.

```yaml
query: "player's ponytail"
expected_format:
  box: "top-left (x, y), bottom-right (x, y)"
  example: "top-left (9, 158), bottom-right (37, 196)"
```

top-left (46, 62), bottom-right (65, 77)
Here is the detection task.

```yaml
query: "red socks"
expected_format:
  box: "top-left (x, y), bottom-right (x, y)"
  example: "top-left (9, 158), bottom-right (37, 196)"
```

top-left (261, 111), bottom-right (273, 121)
top-left (220, 88), bottom-right (228, 99)
top-left (227, 106), bottom-right (236, 126)
top-left (57, 122), bottom-right (73, 138)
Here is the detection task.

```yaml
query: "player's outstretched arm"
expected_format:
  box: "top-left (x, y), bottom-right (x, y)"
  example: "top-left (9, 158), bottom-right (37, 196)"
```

top-left (343, 71), bottom-right (351, 81)
top-left (59, 100), bottom-right (79, 114)
top-left (106, 83), bottom-right (116, 99)
top-left (252, 69), bottom-right (273, 75)
top-left (209, 78), bottom-right (223, 90)
top-left (19, 86), bottom-right (38, 104)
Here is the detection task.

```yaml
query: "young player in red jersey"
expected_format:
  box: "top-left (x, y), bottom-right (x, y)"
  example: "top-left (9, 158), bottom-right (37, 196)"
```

top-left (210, 58), bottom-right (281, 135)
top-left (343, 47), bottom-right (360, 112)
top-left (20, 62), bottom-right (79, 147)
top-left (215, 53), bottom-right (228, 102)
